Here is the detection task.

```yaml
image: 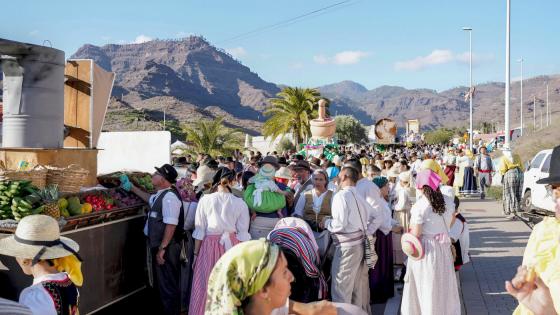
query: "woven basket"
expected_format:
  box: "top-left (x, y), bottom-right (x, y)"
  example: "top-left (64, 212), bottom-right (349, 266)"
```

top-left (47, 164), bottom-right (89, 193)
top-left (0, 165), bottom-right (48, 188)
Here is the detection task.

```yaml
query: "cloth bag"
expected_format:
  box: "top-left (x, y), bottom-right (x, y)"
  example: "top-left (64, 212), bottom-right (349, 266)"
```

top-left (243, 184), bottom-right (286, 213)
top-left (349, 191), bottom-right (378, 269)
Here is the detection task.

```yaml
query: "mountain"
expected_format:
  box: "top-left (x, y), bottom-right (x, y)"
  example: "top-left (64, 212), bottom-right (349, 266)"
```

top-left (318, 76), bottom-right (560, 130)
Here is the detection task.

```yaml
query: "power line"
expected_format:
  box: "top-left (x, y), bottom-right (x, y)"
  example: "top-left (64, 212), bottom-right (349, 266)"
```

top-left (217, 0), bottom-right (357, 45)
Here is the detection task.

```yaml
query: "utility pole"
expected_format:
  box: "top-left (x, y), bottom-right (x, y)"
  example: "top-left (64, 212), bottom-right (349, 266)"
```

top-left (504, 0), bottom-right (511, 149)
top-left (533, 95), bottom-right (536, 131)
top-left (547, 84), bottom-right (550, 127)
top-left (518, 58), bottom-right (523, 136)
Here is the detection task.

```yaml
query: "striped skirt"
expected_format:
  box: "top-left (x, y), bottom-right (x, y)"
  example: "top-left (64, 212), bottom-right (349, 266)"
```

top-left (189, 233), bottom-right (241, 315)
top-left (503, 168), bottom-right (523, 215)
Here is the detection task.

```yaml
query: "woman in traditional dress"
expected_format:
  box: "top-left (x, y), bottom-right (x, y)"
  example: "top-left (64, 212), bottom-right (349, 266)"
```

top-left (370, 176), bottom-right (395, 304)
top-left (205, 239), bottom-right (363, 315)
top-left (443, 148), bottom-right (458, 186)
top-left (401, 169), bottom-right (460, 315)
top-left (189, 167), bottom-right (251, 315)
top-left (393, 171), bottom-right (413, 268)
top-left (293, 169), bottom-right (333, 232)
top-left (499, 150), bottom-right (524, 218)
top-left (457, 150), bottom-right (477, 195)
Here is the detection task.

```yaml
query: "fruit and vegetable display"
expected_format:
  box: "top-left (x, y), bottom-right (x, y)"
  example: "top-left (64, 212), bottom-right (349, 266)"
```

top-left (97, 172), bottom-right (155, 193)
top-left (0, 177), bottom-right (145, 223)
top-left (0, 180), bottom-right (44, 221)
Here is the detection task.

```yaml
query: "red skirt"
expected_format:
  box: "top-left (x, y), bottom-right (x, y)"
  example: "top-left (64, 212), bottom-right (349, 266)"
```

top-left (444, 165), bottom-right (456, 186)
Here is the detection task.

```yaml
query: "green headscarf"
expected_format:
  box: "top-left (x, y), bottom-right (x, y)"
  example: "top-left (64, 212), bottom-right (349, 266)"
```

top-left (373, 176), bottom-right (388, 189)
top-left (205, 239), bottom-right (280, 315)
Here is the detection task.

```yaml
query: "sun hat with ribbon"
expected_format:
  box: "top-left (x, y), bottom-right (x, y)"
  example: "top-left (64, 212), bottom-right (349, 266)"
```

top-left (0, 215), bottom-right (81, 265)
top-left (415, 169), bottom-right (441, 191)
top-left (259, 163), bottom-right (277, 179)
top-left (401, 233), bottom-right (424, 261)
top-left (275, 166), bottom-right (292, 180)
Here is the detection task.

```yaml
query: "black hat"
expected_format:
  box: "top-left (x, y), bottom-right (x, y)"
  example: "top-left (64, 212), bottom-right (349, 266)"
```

top-left (259, 156), bottom-right (280, 169)
top-left (225, 157), bottom-right (235, 163)
top-left (155, 164), bottom-right (178, 184)
top-left (289, 160), bottom-right (311, 172)
top-left (537, 146), bottom-right (560, 185)
top-left (278, 156), bottom-right (288, 166)
top-left (212, 167), bottom-right (235, 186)
top-left (206, 159), bottom-right (219, 170)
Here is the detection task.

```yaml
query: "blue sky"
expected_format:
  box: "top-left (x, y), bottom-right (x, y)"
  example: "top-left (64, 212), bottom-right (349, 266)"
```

top-left (2, 0), bottom-right (560, 91)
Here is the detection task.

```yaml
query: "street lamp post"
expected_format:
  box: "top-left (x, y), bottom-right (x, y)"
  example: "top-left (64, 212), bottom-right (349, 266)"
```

top-left (533, 95), bottom-right (536, 131)
top-left (504, 0), bottom-right (511, 149)
top-left (463, 27), bottom-right (473, 151)
top-left (546, 84), bottom-right (550, 127)
top-left (518, 58), bottom-right (523, 136)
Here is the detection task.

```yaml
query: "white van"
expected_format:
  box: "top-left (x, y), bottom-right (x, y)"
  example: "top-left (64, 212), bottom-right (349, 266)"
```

top-left (522, 149), bottom-right (555, 214)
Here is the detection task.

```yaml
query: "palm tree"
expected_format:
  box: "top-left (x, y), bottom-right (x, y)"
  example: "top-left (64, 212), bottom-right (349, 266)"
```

top-left (183, 116), bottom-right (242, 156)
top-left (262, 87), bottom-right (322, 145)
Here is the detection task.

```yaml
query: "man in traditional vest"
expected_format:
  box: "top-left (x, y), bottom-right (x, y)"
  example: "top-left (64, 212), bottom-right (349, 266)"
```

top-left (131, 164), bottom-right (184, 315)
top-left (474, 146), bottom-right (494, 199)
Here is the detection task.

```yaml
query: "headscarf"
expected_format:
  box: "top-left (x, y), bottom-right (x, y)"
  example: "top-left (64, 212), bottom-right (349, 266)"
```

top-left (205, 239), bottom-right (280, 315)
top-left (53, 255), bottom-right (83, 286)
top-left (421, 159), bottom-right (449, 184)
top-left (326, 166), bottom-right (340, 180)
top-left (373, 176), bottom-right (388, 189)
top-left (268, 227), bottom-right (328, 299)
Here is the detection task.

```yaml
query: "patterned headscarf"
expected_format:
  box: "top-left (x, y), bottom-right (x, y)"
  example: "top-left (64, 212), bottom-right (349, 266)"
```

top-left (268, 227), bottom-right (328, 299)
top-left (205, 239), bottom-right (280, 315)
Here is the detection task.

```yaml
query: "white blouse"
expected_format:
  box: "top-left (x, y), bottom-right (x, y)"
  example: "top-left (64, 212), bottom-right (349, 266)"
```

top-left (19, 273), bottom-right (76, 315)
top-left (410, 195), bottom-right (454, 236)
top-left (192, 192), bottom-right (251, 241)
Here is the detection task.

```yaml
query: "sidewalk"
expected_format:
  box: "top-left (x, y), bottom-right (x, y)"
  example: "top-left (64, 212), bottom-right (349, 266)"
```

top-left (459, 199), bottom-right (532, 315)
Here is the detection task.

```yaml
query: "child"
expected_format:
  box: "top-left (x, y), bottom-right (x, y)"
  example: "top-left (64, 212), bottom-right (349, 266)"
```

top-left (0, 215), bottom-right (82, 315)
top-left (449, 196), bottom-right (470, 271)
top-left (244, 163), bottom-right (286, 219)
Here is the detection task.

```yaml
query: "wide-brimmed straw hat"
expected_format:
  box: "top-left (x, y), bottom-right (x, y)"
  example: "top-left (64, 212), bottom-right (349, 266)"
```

top-left (193, 165), bottom-right (216, 187)
top-left (0, 215), bottom-right (80, 264)
top-left (401, 233), bottom-right (424, 261)
top-left (275, 167), bottom-right (292, 180)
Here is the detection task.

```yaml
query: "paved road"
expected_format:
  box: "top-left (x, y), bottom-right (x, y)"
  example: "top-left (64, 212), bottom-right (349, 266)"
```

top-left (457, 198), bottom-right (532, 315)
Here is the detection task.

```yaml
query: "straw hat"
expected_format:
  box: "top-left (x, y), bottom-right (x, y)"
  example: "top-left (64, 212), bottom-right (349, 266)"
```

top-left (401, 233), bottom-right (424, 261)
top-left (193, 165), bottom-right (216, 187)
top-left (0, 215), bottom-right (80, 263)
top-left (398, 171), bottom-right (411, 183)
top-left (275, 167), bottom-right (292, 180)
top-left (259, 164), bottom-right (277, 179)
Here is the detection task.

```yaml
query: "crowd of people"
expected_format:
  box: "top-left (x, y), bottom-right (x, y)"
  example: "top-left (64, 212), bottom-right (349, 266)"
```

top-left (0, 142), bottom-right (558, 315)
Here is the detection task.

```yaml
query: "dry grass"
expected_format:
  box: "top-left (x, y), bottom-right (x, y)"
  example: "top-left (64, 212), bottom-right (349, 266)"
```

top-left (511, 117), bottom-right (560, 163)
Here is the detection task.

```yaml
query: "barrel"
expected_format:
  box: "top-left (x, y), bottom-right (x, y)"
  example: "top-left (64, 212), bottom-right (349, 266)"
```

top-left (0, 38), bottom-right (65, 148)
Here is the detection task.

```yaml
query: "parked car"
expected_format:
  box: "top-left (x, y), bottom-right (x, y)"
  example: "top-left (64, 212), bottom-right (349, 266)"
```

top-left (522, 149), bottom-right (555, 215)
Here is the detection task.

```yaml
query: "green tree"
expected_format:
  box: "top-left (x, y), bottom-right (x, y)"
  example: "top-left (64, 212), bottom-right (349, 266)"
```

top-left (183, 117), bottom-right (242, 156)
top-left (424, 128), bottom-right (455, 145)
top-left (335, 115), bottom-right (367, 143)
top-left (262, 87), bottom-right (322, 145)
top-left (275, 136), bottom-right (295, 152)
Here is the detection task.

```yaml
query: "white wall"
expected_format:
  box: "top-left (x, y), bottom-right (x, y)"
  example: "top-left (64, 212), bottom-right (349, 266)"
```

top-left (97, 131), bottom-right (171, 174)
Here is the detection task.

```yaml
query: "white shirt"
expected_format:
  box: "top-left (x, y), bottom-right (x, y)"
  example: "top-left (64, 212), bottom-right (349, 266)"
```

top-left (449, 217), bottom-right (470, 265)
top-left (192, 192), bottom-right (251, 241)
top-left (410, 195), bottom-right (454, 236)
top-left (19, 273), bottom-right (75, 315)
top-left (410, 160), bottom-right (423, 174)
top-left (356, 178), bottom-right (392, 235)
top-left (143, 188), bottom-right (183, 236)
top-left (394, 187), bottom-right (412, 212)
top-left (293, 189), bottom-right (329, 217)
top-left (325, 186), bottom-right (382, 236)
top-left (457, 156), bottom-right (473, 168)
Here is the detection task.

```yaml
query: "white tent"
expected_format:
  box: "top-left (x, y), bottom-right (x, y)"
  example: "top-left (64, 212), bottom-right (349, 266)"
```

top-left (171, 140), bottom-right (188, 150)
